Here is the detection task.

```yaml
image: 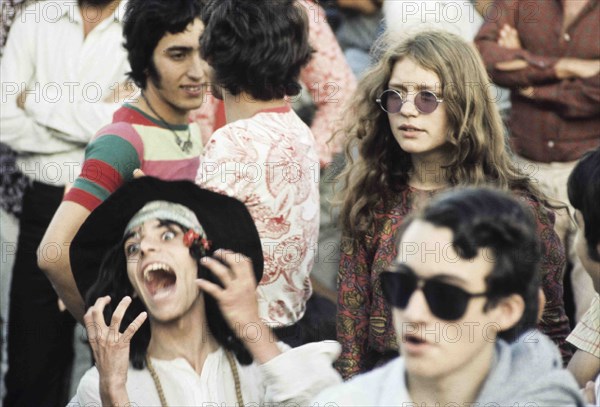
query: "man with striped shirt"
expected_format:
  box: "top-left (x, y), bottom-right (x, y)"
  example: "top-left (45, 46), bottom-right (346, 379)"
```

top-left (39, 0), bottom-right (209, 323)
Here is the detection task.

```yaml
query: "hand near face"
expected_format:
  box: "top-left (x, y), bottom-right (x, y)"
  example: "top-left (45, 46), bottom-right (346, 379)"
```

top-left (83, 296), bottom-right (147, 397)
top-left (197, 249), bottom-right (261, 330)
top-left (198, 250), bottom-right (282, 363)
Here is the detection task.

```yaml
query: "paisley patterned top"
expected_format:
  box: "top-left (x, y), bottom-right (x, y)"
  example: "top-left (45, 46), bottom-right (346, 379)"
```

top-left (336, 186), bottom-right (572, 379)
top-left (196, 105), bottom-right (320, 327)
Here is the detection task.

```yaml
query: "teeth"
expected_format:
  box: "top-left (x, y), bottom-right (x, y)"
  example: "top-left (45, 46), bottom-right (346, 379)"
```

top-left (143, 263), bottom-right (172, 281)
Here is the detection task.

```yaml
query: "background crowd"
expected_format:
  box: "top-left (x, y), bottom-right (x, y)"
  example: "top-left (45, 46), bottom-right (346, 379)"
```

top-left (0, 0), bottom-right (598, 405)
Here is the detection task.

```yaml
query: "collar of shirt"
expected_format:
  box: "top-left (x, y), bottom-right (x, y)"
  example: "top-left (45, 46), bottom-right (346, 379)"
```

top-left (61, 0), bottom-right (127, 27)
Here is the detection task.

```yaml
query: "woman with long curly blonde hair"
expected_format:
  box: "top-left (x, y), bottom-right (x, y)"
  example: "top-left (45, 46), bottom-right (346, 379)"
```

top-left (335, 30), bottom-right (571, 379)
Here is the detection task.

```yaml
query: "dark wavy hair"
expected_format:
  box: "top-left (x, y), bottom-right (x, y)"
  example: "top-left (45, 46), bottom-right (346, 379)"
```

top-left (122, 0), bottom-right (206, 89)
top-left (401, 187), bottom-right (541, 342)
top-left (568, 147), bottom-right (600, 262)
top-left (85, 220), bottom-right (253, 369)
top-left (199, 0), bottom-right (312, 100)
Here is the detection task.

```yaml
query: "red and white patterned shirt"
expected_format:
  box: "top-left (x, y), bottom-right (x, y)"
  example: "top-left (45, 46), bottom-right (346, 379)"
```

top-left (196, 106), bottom-right (320, 327)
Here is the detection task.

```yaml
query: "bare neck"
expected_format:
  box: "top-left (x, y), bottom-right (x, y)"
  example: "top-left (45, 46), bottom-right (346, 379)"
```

top-left (80, 0), bottom-right (121, 38)
top-left (222, 91), bottom-right (288, 124)
top-left (562, 0), bottom-right (589, 31)
top-left (408, 149), bottom-right (452, 191)
top-left (140, 90), bottom-right (189, 126)
top-left (146, 297), bottom-right (219, 375)
top-left (407, 344), bottom-right (495, 406)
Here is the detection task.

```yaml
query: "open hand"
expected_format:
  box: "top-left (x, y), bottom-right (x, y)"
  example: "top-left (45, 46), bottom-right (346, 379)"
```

top-left (197, 250), bottom-right (261, 334)
top-left (84, 296), bottom-right (147, 391)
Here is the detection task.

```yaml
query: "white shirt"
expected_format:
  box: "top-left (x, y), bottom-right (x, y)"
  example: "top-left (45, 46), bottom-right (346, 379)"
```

top-left (0, 0), bottom-right (130, 185)
top-left (383, 0), bottom-right (483, 41)
top-left (196, 107), bottom-right (320, 326)
top-left (75, 341), bottom-right (341, 406)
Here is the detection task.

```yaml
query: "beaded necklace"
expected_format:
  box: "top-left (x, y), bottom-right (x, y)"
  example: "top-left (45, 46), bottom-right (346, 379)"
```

top-left (145, 350), bottom-right (244, 407)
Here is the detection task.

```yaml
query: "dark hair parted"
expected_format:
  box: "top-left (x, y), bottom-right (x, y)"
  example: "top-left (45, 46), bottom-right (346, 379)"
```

top-left (402, 188), bottom-right (541, 342)
top-left (199, 0), bottom-right (312, 100)
top-left (85, 220), bottom-right (253, 369)
top-left (122, 0), bottom-right (206, 89)
top-left (568, 147), bottom-right (600, 262)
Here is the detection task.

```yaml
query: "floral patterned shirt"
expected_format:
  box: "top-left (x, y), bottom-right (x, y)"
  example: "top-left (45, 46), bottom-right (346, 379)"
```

top-left (196, 106), bottom-right (320, 327)
top-left (336, 186), bottom-right (572, 379)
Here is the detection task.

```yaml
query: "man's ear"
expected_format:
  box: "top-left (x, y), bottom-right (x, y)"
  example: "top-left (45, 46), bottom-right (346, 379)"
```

top-left (493, 293), bottom-right (525, 332)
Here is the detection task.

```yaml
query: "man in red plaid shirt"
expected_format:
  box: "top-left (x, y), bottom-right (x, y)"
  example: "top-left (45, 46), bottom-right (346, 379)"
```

top-left (475, 0), bottom-right (600, 325)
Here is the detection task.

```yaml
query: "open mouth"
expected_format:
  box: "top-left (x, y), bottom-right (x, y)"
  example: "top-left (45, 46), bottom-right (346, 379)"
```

top-left (143, 263), bottom-right (177, 298)
top-left (404, 334), bottom-right (427, 346)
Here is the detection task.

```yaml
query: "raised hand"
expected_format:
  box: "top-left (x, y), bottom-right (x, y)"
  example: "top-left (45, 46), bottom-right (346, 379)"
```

top-left (197, 250), bottom-right (260, 330)
top-left (84, 296), bottom-right (147, 401)
top-left (197, 249), bottom-right (282, 363)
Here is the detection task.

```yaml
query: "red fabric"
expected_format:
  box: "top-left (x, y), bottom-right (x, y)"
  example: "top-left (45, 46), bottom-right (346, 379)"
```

top-left (79, 159), bottom-right (123, 194)
top-left (475, 0), bottom-right (600, 162)
top-left (63, 188), bottom-right (102, 212)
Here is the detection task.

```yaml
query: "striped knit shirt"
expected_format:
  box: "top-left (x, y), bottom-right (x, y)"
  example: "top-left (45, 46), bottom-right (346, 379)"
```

top-left (64, 104), bottom-right (202, 211)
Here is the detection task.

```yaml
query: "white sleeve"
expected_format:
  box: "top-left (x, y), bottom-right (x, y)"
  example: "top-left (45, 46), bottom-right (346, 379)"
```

top-left (0, 10), bottom-right (76, 154)
top-left (23, 94), bottom-right (123, 145)
top-left (74, 367), bottom-right (102, 405)
top-left (260, 341), bottom-right (342, 405)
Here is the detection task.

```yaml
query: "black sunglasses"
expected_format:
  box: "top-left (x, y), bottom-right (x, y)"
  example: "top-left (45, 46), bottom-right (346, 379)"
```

top-left (376, 89), bottom-right (444, 114)
top-left (380, 264), bottom-right (487, 321)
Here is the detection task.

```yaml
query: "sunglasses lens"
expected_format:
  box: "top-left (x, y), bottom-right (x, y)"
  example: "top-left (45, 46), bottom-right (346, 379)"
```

top-left (381, 90), bottom-right (403, 114)
top-left (415, 91), bottom-right (439, 114)
top-left (423, 281), bottom-right (470, 320)
top-left (381, 270), bottom-right (416, 308)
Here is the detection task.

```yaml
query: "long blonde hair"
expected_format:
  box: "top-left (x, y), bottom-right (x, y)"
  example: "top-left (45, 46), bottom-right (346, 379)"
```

top-left (336, 30), bottom-right (542, 238)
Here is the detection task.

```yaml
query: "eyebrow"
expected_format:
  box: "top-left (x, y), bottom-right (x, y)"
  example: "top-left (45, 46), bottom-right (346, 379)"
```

top-left (429, 273), bottom-right (468, 286)
top-left (391, 262), bottom-right (469, 286)
top-left (163, 46), bottom-right (197, 54)
top-left (388, 82), bottom-right (440, 92)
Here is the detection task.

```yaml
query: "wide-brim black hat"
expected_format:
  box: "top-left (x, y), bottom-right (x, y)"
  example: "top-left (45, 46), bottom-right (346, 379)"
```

top-left (70, 176), bottom-right (264, 298)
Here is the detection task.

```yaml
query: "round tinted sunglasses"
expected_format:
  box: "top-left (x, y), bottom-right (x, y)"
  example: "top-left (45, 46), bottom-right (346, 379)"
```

top-left (376, 89), bottom-right (444, 114)
top-left (380, 265), bottom-right (488, 321)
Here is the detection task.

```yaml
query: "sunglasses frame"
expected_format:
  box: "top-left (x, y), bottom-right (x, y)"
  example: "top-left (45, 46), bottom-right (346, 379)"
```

top-left (380, 265), bottom-right (488, 321)
top-left (376, 89), bottom-right (444, 115)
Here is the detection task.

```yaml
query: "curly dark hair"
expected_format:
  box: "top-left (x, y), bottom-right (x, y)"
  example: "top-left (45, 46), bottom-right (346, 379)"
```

top-left (122, 0), bottom-right (206, 89)
top-left (85, 220), bottom-right (253, 369)
top-left (568, 147), bottom-right (600, 263)
top-left (399, 187), bottom-right (541, 342)
top-left (199, 0), bottom-right (312, 100)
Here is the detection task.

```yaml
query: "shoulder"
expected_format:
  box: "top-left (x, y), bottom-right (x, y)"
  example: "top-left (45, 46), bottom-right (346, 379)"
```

top-left (314, 358), bottom-right (406, 406)
top-left (91, 121), bottom-right (143, 155)
top-left (478, 332), bottom-right (582, 404)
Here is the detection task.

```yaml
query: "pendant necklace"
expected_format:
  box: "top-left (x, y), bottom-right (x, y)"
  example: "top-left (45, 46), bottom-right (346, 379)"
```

top-left (141, 93), bottom-right (193, 153)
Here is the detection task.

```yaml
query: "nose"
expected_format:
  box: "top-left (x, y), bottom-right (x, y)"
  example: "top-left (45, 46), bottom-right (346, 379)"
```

top-left (399, 94), bottom-right (419, 117)
top-left (187, 53), bottom-right (207, 82)
top-left (401, 288), bottom-right (431, 323)
top-left (139, 235), bottom-right (160, 255)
